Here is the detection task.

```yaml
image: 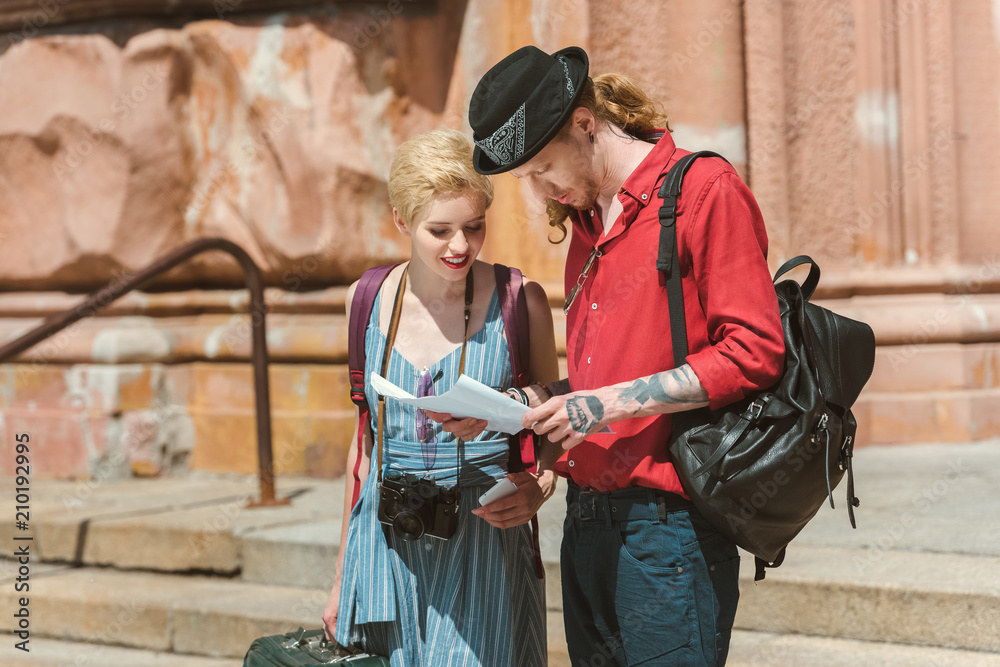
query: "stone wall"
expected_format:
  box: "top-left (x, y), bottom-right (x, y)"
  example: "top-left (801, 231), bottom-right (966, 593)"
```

top-left (0, 0), bottom-right (997, 480)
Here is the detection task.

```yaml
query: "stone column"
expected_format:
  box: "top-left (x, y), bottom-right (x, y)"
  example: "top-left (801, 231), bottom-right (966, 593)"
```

top-left (744, 0), bottom-right (1000, 444)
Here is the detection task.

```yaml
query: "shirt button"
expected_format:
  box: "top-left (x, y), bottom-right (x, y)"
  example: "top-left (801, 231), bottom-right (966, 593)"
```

top-left (568, 460), bottom-right (575, 467)
top-left (641, 193), bottom-right (648, 200)
top-left (589, 208), bottom-right (595, 216)
top-left (587, 357), bottom-right (591, 364)
top-left (591, 303), bottom-right (597, 310)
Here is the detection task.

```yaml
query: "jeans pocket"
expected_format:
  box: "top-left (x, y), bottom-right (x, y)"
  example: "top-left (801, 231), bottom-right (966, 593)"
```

top-left (616, 518), bottom-right (684, 572)
top-left (615, 521), bottom-right (695, 663)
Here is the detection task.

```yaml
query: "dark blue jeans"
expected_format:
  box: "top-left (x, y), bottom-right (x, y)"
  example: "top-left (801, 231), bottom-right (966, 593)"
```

top-left (561, 482), bottom-right (740, 666)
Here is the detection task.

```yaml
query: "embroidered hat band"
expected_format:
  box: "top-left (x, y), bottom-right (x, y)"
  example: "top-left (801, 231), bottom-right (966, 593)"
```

top-left (469, 45), bottom-right (589, 175)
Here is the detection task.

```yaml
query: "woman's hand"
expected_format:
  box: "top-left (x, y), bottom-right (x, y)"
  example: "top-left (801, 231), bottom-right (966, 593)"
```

top-left (423, 411), bottom-right (489, 440)
top-left (322, 580), bottom-right (341, 642)
top-left (472, 470), bottom-right (558, 529)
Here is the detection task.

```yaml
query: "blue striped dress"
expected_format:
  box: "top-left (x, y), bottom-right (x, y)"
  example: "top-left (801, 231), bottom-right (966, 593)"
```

top-left (335, 282), bottom-right (547, 667)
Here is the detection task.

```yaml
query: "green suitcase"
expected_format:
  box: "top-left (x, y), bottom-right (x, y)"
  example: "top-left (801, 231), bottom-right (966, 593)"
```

top-left (243, 628), bottom-right (390, 666)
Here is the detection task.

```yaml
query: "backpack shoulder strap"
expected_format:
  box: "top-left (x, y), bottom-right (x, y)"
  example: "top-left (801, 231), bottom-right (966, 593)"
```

top-left (347, 263), bottom-right (398, 507)
top-left (656, 150), bottom-right (729, 368)
top-left (494, 263), bottom-right (545, 579)
top-left (493, 263), bottom-right (531, 389)
top-left (348, 263), bottom-right (398, 403)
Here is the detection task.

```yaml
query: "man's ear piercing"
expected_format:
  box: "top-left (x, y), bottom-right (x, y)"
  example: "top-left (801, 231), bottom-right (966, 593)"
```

top-left (589, 132), bottom-right (595, 144)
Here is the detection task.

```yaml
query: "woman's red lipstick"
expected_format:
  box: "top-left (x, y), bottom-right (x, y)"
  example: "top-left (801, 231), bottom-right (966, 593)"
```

top-left (441, 255), bottom-right (469, 269)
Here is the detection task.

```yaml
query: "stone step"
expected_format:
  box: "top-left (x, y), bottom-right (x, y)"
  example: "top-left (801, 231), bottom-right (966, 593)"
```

top-left (728, 630), bottom-right (1000, 667)
top-left (3, 630), bottom-right (998, 667)
top-left (28, 476), bottom-right (344, 574)
top-left (13, 554), bottom-right (998, 664)
top-left (0, 633), bottom-right (233, 666)
top-left (0, 564), bottom-right (572, 663)
top-left (21, 443), bottom-right (1000, 657)
top-left (0, 564), bottom-right (321, 658)
top-left (734, 545), bottom-right (1000, 653)
top-left (235, 479), bottom-right (568, 614)
top-left (853, 387), bottom-right (1000, 444)
top-left (27, 473), bottom-right (567, 582)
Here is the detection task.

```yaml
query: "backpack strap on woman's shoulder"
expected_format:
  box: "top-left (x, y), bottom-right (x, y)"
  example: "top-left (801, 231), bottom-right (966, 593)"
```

top-left (347, 263), bottom-right (399, 506)
top-left (494, 263), bottom-right (545, 579)
top-left (493, 263), bottom-right (530, 388)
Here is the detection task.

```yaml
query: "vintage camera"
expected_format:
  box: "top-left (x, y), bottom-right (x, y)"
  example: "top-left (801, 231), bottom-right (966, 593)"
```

top-left (377, 470), bottom-right (460, 541)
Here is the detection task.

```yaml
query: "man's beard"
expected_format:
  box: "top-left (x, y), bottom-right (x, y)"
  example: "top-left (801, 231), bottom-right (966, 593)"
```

top-left (570, 179), bottom-right (600, 210)
top-left (544, 178), bottom-right (600, 230)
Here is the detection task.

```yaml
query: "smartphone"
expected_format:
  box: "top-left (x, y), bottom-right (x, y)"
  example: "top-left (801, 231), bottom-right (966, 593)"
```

top-left (478, 478), bottom-right (518, 506)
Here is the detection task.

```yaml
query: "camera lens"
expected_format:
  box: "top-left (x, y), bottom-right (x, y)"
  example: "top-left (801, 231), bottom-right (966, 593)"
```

top-left (393, 512), bottom-right (425, 541)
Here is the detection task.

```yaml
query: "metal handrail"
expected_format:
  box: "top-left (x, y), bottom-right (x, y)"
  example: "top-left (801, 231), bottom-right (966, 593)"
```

top-left (0, 237), bottom-right (289, 507)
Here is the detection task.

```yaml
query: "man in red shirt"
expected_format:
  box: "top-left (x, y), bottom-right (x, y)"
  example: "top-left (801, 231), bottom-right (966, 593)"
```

top-left (464, 46), bottom-right (784, 666)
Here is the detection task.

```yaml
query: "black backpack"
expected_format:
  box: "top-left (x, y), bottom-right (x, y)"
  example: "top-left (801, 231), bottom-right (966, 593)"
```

top-left (657, 151), bottom-right (877, 580)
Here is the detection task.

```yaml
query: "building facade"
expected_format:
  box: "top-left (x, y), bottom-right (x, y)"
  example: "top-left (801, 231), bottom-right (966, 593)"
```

top-left (0, 0), bottom-right (997, 479)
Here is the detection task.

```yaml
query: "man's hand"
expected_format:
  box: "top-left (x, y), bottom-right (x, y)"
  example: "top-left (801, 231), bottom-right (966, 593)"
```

top-left (522, 368), bottom-right (710, 449)
top-left (523, 391), bottom-right (609, 450)
top-left (472, 471), bottom-right (557, 528)
top-left (423, 411), bottom-right (489, 440)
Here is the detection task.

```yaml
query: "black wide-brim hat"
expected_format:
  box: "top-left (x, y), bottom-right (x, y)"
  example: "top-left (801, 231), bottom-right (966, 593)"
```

top-left (469, 45), bottom-right (589, 175)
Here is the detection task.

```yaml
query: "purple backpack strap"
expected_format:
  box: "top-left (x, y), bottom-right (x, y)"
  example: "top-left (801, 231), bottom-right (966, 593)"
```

top-left (348, 263), bottom-right (397, 506)
top-left (348, 264), bottom-right (398, 405)
top-left (494, 263), bottom-right (545, 579)
top-left (493, 263), bottom-right (534, 473)
top-left (494, 263), bottom-right (530, 388)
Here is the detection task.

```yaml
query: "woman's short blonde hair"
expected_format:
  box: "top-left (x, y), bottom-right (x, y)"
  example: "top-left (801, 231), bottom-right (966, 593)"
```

top-left (388, 129), bottom-right (494, 226)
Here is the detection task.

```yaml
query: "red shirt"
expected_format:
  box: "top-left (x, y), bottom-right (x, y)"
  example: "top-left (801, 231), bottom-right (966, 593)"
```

top-left (553, 132), bottom-right (785, 494)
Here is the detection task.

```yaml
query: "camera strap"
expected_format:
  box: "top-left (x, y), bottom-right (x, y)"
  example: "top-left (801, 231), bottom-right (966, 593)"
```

top-left (375, 264), bottom-right (474, 490)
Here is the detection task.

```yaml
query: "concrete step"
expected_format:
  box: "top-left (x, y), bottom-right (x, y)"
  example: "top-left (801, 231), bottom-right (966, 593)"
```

top-left (27, 476), bottom-right (343, 574)
top-left (734, 546), bottom-right (1000, 653)
top-left (0, 563), bottom-right (324, 658)
top-left (728, 630), bottom-right (1000, 667)
top-left (240, 518), bottom-right (340, 590)
top-left (20, 442), bottom-right (1000, 658)
top-left (854, 387), bottom-right (1000, 444)
top-left (0, 634), bottom-right (233, 666)
top-left (0, 563), bottom-right (572, 664)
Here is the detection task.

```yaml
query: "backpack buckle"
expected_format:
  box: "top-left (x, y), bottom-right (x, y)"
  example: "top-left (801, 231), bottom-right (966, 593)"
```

top-left (839, 435), bottom-right (854, 471)
top-left (349, 387), bottom-right (367, 406)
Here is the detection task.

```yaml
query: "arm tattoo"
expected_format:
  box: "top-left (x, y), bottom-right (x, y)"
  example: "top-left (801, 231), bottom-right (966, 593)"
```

top-left (566, 395), bottom-right (605, 434)
top-left (616, 365), bottom-right (707, 412)
top-left (617, 374), bottom-right (686, 407)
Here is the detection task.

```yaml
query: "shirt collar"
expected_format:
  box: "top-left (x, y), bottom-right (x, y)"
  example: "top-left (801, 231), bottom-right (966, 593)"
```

top-left (618, 130), bottom-right (677, 208)
top-left (570, 130), bottom-right (678, 245)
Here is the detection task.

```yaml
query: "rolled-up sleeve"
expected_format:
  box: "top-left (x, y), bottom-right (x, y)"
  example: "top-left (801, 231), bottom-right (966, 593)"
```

top-left (682, 171), bottom-right (785, 410)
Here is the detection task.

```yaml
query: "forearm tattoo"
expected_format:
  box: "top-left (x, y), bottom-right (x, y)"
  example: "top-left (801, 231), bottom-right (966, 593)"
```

top-left (566, 395), bottom-right (605, 434)
top-left (616, 366), bottom-right (707, 415)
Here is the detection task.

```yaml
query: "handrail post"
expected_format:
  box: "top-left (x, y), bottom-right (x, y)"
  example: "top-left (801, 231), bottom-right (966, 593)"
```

top-left (0, 238), bottom-right (290, 508)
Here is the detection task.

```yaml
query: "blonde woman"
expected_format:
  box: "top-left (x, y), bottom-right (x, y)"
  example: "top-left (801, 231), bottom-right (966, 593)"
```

top-left (322, 129), bottom-right (559, 667)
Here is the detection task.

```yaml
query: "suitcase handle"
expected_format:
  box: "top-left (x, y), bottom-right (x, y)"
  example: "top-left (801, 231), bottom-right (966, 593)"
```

top-left (280, 628), bottom-right (386, 664)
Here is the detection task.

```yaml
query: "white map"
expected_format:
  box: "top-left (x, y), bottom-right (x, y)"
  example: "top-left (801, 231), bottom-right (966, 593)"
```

top-left (369, 373), bottom-right (529, 435)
